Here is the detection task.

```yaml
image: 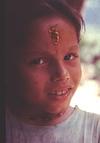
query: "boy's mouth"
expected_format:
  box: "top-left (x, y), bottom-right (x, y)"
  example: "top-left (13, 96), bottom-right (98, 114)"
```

top-left (49, 89), bottom-right (69, 96)
top-left (48, 87), bottom-right (72, 99)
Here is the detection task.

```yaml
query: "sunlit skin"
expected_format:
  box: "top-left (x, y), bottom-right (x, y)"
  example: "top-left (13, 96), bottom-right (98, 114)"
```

top-left (6, 16), bottom-right (81, 125)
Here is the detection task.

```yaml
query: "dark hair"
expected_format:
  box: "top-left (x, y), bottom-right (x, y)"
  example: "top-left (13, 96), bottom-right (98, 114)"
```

top-left (6, 0), bottom-right (84, 48)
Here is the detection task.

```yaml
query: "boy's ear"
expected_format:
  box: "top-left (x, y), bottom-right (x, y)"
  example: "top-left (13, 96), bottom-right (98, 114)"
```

top-left (66, 0), bottom-right (85, 12)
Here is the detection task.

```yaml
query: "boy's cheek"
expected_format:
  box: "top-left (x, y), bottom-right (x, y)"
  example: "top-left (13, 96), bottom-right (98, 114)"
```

top-left (15, 67), bottom-right (47, 92)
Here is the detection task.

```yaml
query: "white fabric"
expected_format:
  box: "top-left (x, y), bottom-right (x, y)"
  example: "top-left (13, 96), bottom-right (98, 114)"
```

top-left (6, 106), bottom-right (100, 143)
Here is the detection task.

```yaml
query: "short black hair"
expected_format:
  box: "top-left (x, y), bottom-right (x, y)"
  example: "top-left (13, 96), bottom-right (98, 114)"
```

top-left (6, 0), bottom-right (84, 48)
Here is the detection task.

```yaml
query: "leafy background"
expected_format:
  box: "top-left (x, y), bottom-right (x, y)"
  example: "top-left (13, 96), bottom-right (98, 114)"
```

top-left (70, 0), bottom-right (100, 114)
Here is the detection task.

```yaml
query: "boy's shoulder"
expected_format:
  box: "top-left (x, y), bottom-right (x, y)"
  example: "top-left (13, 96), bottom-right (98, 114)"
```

top-left (79, 107), bottom-right (100, 121)
top-left (74, 106), bottom-right (100, 132)
top-left (75, 106), bottom-right (100, 123)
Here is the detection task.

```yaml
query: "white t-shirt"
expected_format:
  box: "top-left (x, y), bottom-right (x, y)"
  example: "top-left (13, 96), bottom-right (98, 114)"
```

top-left (6, 106), bottom-right (100, 143)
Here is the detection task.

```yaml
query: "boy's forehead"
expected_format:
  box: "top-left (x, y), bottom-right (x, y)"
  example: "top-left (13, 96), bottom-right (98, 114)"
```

top-left (18, 17), bottom-right (78, 54)
top-left (30, 16), bottom-right (76, 44)
top-left (34, 16), bottom-right (73, 31)
top-left (10, 17), bottom-right (77, 56)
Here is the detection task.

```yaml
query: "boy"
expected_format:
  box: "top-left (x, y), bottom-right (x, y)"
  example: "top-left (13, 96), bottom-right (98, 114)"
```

top-left (5, 0), bottom-right (100, 142)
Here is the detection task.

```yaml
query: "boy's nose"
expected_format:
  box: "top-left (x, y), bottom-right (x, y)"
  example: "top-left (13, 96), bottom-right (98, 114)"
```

top-left (50, 61), bottom-right (70, 82)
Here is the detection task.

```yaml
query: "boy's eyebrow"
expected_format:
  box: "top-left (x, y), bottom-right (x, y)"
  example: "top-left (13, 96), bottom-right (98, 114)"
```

top-left (22, 44), bottom-right (79, 55)
top-left (25, 45), bottom-right (79, 54)
top-left (69, 44), bottom-right (79, 50)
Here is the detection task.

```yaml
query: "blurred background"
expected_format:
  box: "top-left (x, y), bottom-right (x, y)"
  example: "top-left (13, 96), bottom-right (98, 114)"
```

top-left (70, 0), bottom-right (100, 114)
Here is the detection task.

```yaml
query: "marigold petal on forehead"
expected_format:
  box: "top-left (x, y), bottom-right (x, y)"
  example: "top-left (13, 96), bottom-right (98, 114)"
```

top-left (48, 24), bottom-right (60, 46)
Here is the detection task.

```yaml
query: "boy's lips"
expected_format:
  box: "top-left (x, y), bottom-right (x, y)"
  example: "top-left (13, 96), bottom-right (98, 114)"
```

top-left (48, 86), bottom-right (73, 99)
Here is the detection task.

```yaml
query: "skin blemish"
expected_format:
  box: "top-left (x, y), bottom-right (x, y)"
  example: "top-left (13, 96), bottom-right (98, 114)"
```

top-left (48, 24), bottom-right (60, 46)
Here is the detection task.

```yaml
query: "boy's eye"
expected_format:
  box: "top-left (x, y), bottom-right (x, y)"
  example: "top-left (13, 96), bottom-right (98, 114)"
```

top-left (31, 57), bottom-right (47, 65)
top-left (64, 53), bottom-right (78, 61)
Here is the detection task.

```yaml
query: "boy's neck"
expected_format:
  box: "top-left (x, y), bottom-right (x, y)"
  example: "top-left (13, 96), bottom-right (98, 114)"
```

top-left (7, 104), bottom-right (75, 126)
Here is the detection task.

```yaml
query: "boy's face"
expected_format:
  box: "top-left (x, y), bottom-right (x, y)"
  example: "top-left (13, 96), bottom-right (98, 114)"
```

top-left (7, 17), bottom-right (81, 115)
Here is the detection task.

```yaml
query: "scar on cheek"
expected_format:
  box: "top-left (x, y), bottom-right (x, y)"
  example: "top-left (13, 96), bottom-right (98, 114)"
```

top-left (48, 24), bottom-right (60, 46)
